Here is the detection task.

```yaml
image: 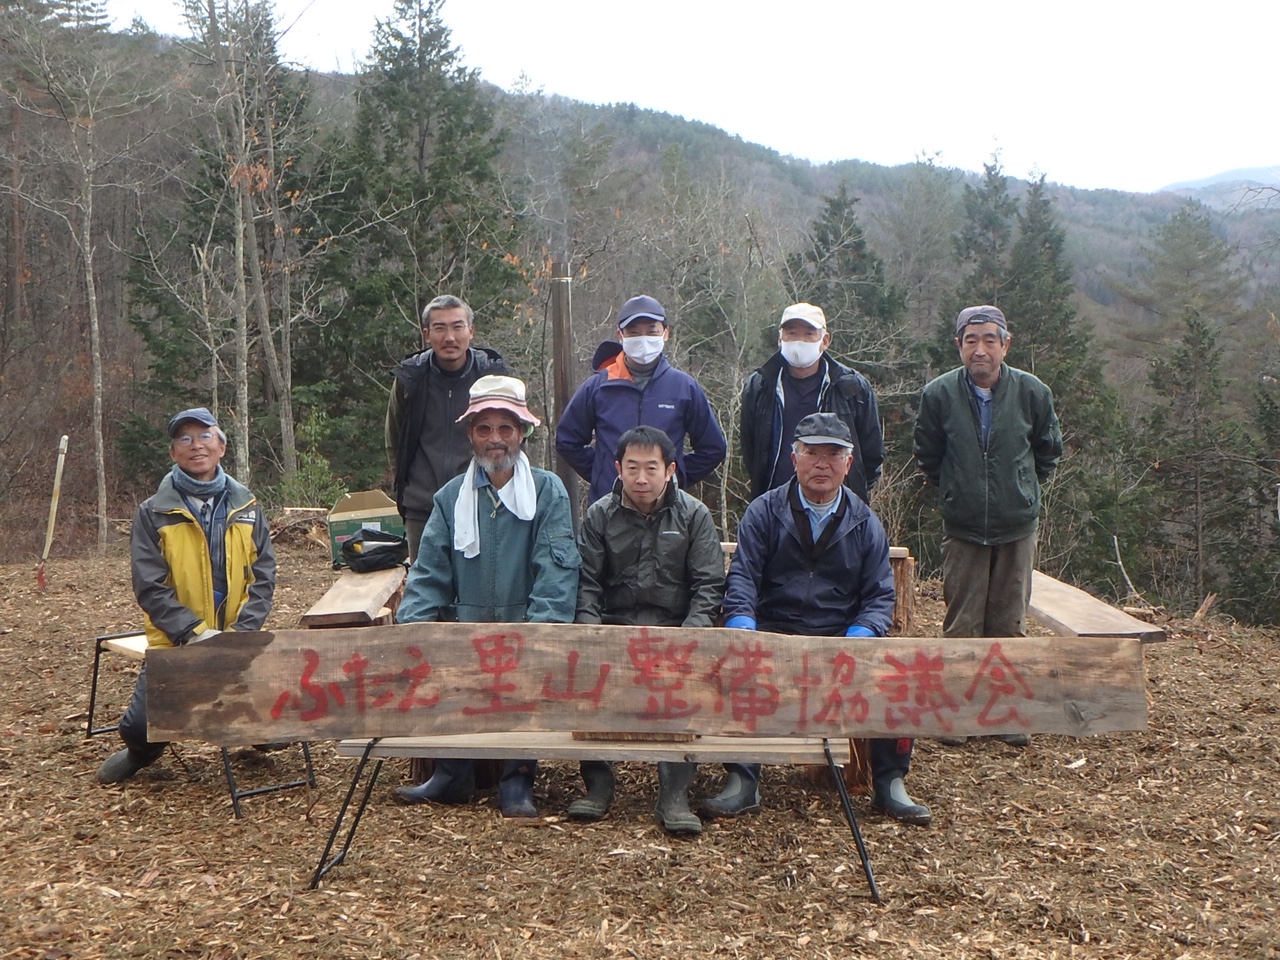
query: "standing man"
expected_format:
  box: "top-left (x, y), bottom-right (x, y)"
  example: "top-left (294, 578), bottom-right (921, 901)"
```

top-left (715, 414), bottom-right (930, 826)
top-left (913, 305), bottom-right (1063, 747)
top-left (570, 426), bottom-right (726, 835)
top-left (98, 408), bottom-right (276, 784)
top-left (555, 295), bottom-right (727, 506)
top-left (387, 294), bottom-right (512, 561)
top-left (394, 375), bottom-right (580, 818)
top-left (740, 302), bottom-right (883, 504)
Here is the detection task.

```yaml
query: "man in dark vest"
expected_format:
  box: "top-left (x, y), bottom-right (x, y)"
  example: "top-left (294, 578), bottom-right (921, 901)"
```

top-left (387, 294), bottom-right (511, 561)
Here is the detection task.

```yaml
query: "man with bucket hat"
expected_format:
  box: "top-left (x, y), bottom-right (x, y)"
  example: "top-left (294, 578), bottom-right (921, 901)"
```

top-left (394, 375), bottom-right (580, 817)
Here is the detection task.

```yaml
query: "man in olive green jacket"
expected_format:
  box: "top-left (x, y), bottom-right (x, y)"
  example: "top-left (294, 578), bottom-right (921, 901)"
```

top-left (570, 425), bottom-right (725, 833)
top-left (913, 306), bottom-right (1062, 745)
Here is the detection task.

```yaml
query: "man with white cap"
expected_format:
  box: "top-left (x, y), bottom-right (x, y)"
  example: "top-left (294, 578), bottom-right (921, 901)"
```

top-left (714, 412), bottom-right (929, 825)
top-left (739, 302), bottom-right (883, 505)
top-left (98, 407), bottom-right (276, 784)
top-left (914, 305), bottom-right (1062, 747)
top-left (394, 375), bottom-right (580, 817)
top-left (555, 294), bottom-right (727, 506)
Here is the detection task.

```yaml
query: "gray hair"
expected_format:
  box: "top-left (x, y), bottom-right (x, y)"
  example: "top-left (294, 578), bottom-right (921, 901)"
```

top-left (421, 294), bottom-right (474, 327)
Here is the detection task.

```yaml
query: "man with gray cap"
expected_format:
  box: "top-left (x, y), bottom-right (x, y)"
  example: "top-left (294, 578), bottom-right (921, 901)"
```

top-left (913, 306), bottom-right (1062, 747)
top-left (714, 413), bottom-right (929, 825)
top-left (98, 407), bottom-right (276, 784)
top-left (740, 302), bottom-right (883, 504)
top-left (555, 295), bottom-right (727, 506)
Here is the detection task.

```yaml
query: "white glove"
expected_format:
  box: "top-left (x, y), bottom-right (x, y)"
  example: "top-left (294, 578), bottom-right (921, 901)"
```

top-left (190, 628), bottom-right (221, 644)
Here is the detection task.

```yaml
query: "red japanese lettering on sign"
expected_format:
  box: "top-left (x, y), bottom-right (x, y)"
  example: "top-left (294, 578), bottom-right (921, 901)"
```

top-left (542, 650), bottom-right (611, 707)
top-left (877, 649), bottom-right (960, 731)
top-left (964, 641), bottom-right (1034, 729)
top-left (627, 627), bottom-right (700, 720)
top-left (462, 632), bottom-right (535, 715)
top-left (270, 646), bottom-right (442, 721)
top-left (708, 639), bottom-right (779, 732)
top-left (802, 649), bottom-right (870, 730)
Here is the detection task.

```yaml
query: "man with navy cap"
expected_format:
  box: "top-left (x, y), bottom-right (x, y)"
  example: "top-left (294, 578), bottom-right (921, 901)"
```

top-left (914, 305), bottom-right (1062, 747)
top-left (714, 412), bottom-right (930, 825)
top-left (555, 295), bottom-right (727, 506)
top-left (97, 407), bottom-right (276, 784)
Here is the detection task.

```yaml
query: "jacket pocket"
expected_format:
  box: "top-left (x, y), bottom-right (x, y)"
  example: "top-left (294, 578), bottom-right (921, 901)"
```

top-left (549, 537), bottom-right (581, 570)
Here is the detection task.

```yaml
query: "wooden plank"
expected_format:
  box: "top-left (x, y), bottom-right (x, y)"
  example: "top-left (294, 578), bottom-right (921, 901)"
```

top-left (335, 733), bottom-right (847, 765)
top-left (300, 567), bottom-right (406, 628)
top-left (1030, 571), bottom-right (1166, 643)
top-left (722, 541), bottom-right (907, 560)
top-left (146, 623), bottom-right (1147, 744)
top-left (103, 634), bottom-right (148, 659)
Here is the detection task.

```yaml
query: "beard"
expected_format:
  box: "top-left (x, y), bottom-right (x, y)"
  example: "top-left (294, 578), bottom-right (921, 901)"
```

top-left (477, 445), bottom-right (519, 475)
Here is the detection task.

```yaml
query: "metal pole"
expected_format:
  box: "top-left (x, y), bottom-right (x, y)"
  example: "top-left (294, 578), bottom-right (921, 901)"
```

top-left (550, 260), bottom-right (580, 529)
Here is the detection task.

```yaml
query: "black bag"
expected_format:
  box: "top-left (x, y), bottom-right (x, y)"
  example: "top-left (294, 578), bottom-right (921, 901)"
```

top-left (339, 528), bottom-right (409, 572)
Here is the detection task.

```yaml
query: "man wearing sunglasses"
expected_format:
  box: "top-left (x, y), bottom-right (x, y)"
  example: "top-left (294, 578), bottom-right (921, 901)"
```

top-left (394, 376), bottom-right (580, 817)
top-left (914, 306), bottom-right (1062, 748)
top-left (97, 407), bottom-right (276, 784)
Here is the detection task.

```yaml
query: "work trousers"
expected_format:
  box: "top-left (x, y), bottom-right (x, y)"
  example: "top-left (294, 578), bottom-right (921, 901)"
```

top-left (941, 530), bottom-right (1037, 638)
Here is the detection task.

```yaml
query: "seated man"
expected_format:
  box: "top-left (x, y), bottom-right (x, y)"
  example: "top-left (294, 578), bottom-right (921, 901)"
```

top-left (714, 413), bottom-right (930, 826)
top-left (570, 426), bottom-right (725, 834)
top-left (99, 407), bottom-right (276, 784)
top-left (393, 376), bottom-right (579, 817)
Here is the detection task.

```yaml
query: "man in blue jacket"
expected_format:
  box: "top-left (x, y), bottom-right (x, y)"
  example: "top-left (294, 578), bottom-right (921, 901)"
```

top-left (555, 295), bottom-right (727, 506)
top-left (913, 306), bottom-right (1062, 748)
top-left (393, 375), bottom-right (580, 817)
top-left (715, 413), bottom-right (930, 825)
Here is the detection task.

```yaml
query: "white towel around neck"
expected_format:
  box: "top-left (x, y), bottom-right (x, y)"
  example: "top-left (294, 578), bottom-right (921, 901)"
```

top-left (453, 451), bottom-right (537, 558)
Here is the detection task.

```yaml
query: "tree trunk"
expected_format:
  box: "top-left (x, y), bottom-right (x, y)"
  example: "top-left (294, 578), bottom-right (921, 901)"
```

top-left (80, 148), bottom-right (108, 553)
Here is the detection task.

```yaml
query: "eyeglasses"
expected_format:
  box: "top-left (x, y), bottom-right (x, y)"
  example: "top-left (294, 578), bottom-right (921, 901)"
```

top-left (471, 422), bottom-right (521, 440)
top-left (174, 431), bottom-right (217, 447)
top-left (796, 448), bottom-right (850, 463)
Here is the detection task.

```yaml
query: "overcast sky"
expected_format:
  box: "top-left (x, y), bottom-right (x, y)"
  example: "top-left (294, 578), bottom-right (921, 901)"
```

top-left (102, 0), bottom-right (1275, 194)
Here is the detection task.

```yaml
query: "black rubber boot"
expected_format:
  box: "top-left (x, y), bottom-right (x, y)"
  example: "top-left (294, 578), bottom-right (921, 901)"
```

top-left (497, 760), bottom-right (538, 818)
top-left (394, 759), bottom-right (475, 805)
top-left (567, 761), bottom-right (615, 821)
top-left (698, 763), bottom-right (761, 819)
top-left (97, 748), bottom-right (155, 785)
top-left (655, 762), bottom-right (701, 835)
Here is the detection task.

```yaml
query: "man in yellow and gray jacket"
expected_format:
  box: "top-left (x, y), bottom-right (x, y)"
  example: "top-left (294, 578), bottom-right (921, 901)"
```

top-left (97, 407), bottom-right (276, 784)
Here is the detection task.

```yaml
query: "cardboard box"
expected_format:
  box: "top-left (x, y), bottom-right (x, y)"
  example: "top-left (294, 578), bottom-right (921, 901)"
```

top-left (328, 490), bottom-right (404, 566)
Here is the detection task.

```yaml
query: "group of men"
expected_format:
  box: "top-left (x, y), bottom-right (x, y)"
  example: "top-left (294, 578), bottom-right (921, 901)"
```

top-left (99, 291), bottom-right (1061, 837)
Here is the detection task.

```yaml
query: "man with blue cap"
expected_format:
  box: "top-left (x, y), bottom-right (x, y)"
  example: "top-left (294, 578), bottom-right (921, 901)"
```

top-left (97, 407), bottom-right (276, 784)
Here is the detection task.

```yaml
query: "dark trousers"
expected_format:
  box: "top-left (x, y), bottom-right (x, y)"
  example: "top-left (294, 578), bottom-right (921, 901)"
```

top-left (118, 662), bottom-right (167, 764)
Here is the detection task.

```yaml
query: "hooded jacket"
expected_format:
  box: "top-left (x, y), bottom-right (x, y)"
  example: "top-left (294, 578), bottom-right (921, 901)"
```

top-left (555, 341), bottom-right (727, 505)
top-left (386, 345), bottom-right (511, 521)
top-left (131, 473), bottom-right (276, 648)
top-left (739, 351), bottom-right (883, 503)
top-left (575, 479), bottom-right (725, 628)
top-left (723, 479), bottom-right (895, 638)
top-left (913, 363), bottom-right (1062, 545)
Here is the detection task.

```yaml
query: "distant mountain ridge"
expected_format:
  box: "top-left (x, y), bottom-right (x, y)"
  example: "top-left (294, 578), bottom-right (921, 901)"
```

top-left (1161, 166), bottom-right (1280, 192)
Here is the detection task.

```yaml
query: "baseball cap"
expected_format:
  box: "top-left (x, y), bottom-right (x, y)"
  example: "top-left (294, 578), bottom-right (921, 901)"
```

top-left (618, 295), bottom-right (668, 329)
top-left (955, 305), bottom-right (1008, 335)
top-left (794, 412), bottom-right (853, 449)
top-left (780, 303), bottom-right (827, 331)
top-left (456, 375), bottom-right (541, 428)
top-left (168, 407), bottom-right (220, 437)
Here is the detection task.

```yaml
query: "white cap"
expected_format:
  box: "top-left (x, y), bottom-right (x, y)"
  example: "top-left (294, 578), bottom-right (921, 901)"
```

top-left (780, 302), bottom-right (827, 331)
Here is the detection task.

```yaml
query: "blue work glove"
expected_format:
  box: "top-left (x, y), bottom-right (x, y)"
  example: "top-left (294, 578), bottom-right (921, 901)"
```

top-left (724, 615), bottom-right (757, 631)
top-left (845, 625), bottom-right (876, 638)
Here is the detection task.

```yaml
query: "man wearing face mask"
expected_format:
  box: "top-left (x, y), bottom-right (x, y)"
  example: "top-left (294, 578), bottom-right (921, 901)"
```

top-left (556, 295), bottom-right (727, 506)
top-left (739, 303), bottom-right (883, 505)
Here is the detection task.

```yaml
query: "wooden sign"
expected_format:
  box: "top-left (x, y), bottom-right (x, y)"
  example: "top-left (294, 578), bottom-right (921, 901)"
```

top-left (146, 623), bottom-right (1147, 745)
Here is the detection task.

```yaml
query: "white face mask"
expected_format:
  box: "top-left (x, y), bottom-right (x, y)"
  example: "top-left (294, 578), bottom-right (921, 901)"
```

top-left (780, 338), bottom-right (823, 369)
top-left (622, 335), bottom-right (665, 366)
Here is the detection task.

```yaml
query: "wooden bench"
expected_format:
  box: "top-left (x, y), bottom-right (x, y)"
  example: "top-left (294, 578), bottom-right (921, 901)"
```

top-left (1029, 571), bottom-right (1166, 644)
top-left (144, 621), bottom-right (1148, 902)
top-left (84, 629), bottom-right (316, 817)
